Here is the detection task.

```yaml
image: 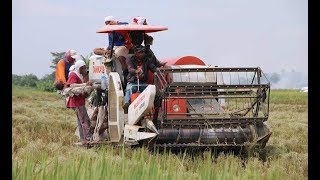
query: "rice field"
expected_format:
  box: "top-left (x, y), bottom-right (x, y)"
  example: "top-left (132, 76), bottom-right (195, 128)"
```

top-left (12, 86), bottom-right (308, 179)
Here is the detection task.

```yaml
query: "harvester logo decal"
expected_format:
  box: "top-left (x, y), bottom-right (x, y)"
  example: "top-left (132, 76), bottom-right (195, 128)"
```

top-left (134, 94), bottom-right (145, 109)
top-left (93, 65), bottom-right (105, 73)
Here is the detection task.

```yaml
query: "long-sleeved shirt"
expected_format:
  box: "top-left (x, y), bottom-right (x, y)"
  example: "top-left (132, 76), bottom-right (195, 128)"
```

top-left (126, 55), bottom-right (158, 83)
top-left (107, 22), bottom-right (133, 49)
top-left (55, 59), bottom-right (72, 84)
top-left (129, 31), bottom-right (153, 47)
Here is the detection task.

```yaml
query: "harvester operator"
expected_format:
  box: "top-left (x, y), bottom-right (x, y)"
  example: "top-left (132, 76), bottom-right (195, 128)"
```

top-left (123, 45), bottom-right (159, 113)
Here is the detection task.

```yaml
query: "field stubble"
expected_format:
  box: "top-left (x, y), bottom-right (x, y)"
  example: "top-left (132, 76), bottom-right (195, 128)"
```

top-left (12, 86), bottom-right (308, 179)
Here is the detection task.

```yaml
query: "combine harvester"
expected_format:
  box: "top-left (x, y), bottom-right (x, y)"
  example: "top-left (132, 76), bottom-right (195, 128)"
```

top-left (85, 23), bottom-right (272, 151)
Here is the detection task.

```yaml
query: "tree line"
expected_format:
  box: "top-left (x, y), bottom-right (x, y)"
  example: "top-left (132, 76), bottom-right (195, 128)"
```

top-left (13, 51), bottom-right (285, 92)
top-left (12, 52), bottom-right (91, 92)
top-left (12, 52), bottom-right (65, 92)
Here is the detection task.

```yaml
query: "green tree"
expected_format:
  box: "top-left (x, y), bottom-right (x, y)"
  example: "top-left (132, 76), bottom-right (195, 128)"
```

top-left (41, 73), bottom-right (55, 81)
top-left (48, 51), bottom-right (66, 82)
top-left (49, 52), bottom-right (66, 70)
top-left (37, 51), bottom-right (66, 92)
top-left (12, 74), bottom-right (22, 85)
top-left (36, 80), bottom-right (55, 92)
top-left (12, 74), bottom-right (39, 87)
top-left (80, 53), bottom-right (93, 68)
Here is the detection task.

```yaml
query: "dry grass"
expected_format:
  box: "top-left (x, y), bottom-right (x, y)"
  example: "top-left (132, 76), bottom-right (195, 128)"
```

top-left (12, 85), bottom-right (308, 179)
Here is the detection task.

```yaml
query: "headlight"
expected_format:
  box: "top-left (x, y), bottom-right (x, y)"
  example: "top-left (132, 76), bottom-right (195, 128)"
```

top-left (173, 104), bottom-right (180, 112)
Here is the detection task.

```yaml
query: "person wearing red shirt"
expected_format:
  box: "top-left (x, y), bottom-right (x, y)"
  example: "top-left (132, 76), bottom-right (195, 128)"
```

top-left (65, 60), bottom-right (93, 145)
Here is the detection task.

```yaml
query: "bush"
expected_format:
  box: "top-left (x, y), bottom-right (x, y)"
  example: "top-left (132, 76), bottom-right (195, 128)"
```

top-left (12, 74), bottom-right (39, 87)
top-left (12, 74), bottom-right (57, 92)
top-left (41, 72), bottom-right (55, 81)
top-left (36, 80), bottom-right (56, 92)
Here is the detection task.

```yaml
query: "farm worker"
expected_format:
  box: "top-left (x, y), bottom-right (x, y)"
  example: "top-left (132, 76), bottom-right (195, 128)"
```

top-left (130, 16), bottom-right (166, 69)
top-left (93, 16), bottom-right (133, 86)
top-left (132, 16), bottom-right (148, 25)
top-left (65, 60), bottom-right (93, 145)
top-left (104, 15), bottom-right (133, 60)
top-left (68, 65), bottom-right (75, 76)
top-left (123, 45), bottom-right (159, 113)
top-left (130, 16), bottom-right (153, 48)
top-left (54, 49), bottom-right (78, 90)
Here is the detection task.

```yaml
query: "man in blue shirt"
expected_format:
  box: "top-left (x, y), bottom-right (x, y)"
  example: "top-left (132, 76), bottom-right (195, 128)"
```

top-left (94, 16), bottom-right (133, 87)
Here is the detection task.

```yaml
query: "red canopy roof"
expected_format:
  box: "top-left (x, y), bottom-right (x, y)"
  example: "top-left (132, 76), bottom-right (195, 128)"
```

top-left (96, 24), bottom-right (168, 33)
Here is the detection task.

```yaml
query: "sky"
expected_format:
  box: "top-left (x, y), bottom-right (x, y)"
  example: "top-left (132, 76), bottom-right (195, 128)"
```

top-left (12, 0), bottom-right (308, 80)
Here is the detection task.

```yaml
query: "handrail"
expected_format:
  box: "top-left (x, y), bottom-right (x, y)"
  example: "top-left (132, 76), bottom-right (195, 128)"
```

top-left (159, 67), bottom-right (262, 73)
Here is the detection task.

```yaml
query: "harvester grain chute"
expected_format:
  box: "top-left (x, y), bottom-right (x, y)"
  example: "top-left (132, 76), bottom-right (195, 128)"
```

top-left (84, 23), bottom-right (272, 151)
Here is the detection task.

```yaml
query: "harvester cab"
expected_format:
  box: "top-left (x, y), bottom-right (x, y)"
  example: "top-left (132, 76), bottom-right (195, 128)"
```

top-left (87, 23), bottom-right (272, 151)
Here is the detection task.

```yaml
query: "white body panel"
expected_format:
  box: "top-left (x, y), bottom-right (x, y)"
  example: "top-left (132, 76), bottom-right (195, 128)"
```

top-left (128, 85), bottom-right (156, 125)
top-left (108, 72), bottom-right (125, 142)
top-left (88, 55), bottom-right (107, 83)
top-left (124, 124), bottom-right (157, 144)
